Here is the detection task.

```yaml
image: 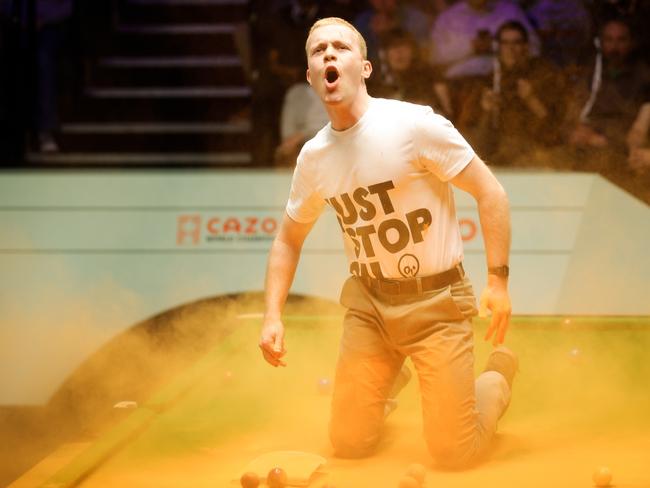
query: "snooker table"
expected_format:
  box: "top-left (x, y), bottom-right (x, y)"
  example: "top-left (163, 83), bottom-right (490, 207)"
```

top-left (15, 295), bottom-right (650, 488)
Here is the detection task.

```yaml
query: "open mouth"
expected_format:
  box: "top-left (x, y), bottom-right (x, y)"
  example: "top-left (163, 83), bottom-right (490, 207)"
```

top-left (325, 66), bottom-right (340, 84)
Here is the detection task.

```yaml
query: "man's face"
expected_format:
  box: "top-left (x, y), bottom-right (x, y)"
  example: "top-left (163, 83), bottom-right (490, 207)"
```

top-left (498, 28), bottom-right (528, 68)
top-left (386, 41), bottom-right (414, 72)
top-left (306, 24), bottom-right (372, 106)
top-left (601, 21), bottom-right (633, 64)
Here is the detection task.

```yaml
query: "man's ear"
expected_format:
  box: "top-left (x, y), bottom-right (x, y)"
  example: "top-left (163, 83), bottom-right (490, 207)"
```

top-left (306, 68), bottom-right (312, 85)
top-left (362, 59), bottom-right (373, 80)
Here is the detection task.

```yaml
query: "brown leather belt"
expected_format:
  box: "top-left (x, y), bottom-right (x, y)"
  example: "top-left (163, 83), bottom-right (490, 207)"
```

top-left (359, 263), bottom-right (464, 296)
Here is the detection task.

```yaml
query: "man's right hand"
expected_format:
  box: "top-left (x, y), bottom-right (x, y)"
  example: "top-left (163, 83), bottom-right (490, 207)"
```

top-left (259, 318), bottom-right (287, 367)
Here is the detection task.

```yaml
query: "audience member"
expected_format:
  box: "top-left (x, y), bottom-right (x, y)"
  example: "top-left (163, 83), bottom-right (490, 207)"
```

top-left (318, 0), bottom-right (367, 22)
top-left (250, 0), bottom-right (322, 165)
top-left (353, 0), bottom-right (432, 68)
top-left (458, 20), bottom-right (565, 166)
top-left (0, 0), bottom-right (26, 162)
top-left (567, 18), bottom-right (650, 156)
top-left (589, 0), bottom-right (650, 65)
top-left (430, 0), bottom-right (540, 80)
top-left (526, 0), bottom-right (592, 68)
top-left (368, 28), bottom-right (453, 116)
top-left (611, 95), bottom-right (650, 204)
top-left (0, 0), bottom-right (73, 155)
top-left (274, 82), bottom-right (328, 166)
top-left (35, 0), bottom-right (73, 153)
top-left (626, 101), bottom-right (650, 173)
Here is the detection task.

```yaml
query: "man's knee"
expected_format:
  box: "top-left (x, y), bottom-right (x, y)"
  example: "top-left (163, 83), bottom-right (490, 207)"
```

top-left (425, 437), bottom-right (477, 469)
top-left (329, 421), bottom-right (381, 459)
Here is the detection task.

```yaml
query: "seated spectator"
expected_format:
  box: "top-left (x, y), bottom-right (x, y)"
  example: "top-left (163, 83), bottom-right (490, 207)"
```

top-left (0, 0), bottom-right (73, 155)
top-left (526, 0), bottom-right (592, 68)
top-left (567, 18), bottom-right (650, 155)
top-left (430, 0), bottom-right (540, 80)
top-left (318, 0), bottom-right (366, 22)
top-left (457, 20), bottom-right (565, 166)
top-left (251, 0), bottom-right (322, 165)
top-left (354, 0), bottom-right (433, 69)
top-left (368, 28), bottom-right (453, 117)
top-left (617, 99), bottom-right (650, 204)
top-left (274, 82), bottom-right (328, 166)
top-left (627, 101), bottom-right (650, 174)
top-left (590, 0), bottom-right (650, 65)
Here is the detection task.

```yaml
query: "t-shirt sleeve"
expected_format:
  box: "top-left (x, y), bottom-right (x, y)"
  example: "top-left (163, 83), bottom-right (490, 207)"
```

top-left (285, 151), bottom-right (326, 223)
top-left (412, 105), bottom-right (475, 181)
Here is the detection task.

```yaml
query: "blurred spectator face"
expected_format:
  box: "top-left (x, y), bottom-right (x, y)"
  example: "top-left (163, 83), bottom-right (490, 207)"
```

top-left (498, 27), bottom-right (529, 68)
top-left (467, 0), bottom-right (489, 10)
top-left (600, 21), bottom-right (633, 64)
top-left (370, 0), bottom-right (398, 13)
top-left (387, 40), bottom-right (414, 72)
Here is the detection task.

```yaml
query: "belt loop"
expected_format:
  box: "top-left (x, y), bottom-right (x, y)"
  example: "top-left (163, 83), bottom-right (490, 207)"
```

top-left (416, 276), bottom-right (423, 295)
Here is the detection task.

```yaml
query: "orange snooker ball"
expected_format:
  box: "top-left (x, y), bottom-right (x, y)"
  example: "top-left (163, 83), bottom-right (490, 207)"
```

top-left (267, 467), bottom-right (288, 488)
top-left (593, 466), bottom-right (612, 487)
top-left (240, 471), bottom-right (260, 488)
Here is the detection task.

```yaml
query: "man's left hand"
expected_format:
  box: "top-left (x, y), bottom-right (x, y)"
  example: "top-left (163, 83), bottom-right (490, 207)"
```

top-left (479, 279), bottom-right (512, 345)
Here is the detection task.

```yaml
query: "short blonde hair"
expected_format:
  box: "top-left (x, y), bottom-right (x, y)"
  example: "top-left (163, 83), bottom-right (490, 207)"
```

top-left (305, 17), bottom-right (368, 60)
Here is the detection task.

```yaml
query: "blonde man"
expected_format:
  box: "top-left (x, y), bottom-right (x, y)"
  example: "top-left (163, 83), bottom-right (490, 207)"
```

top-left (259, 17), bottom-right (517, 468)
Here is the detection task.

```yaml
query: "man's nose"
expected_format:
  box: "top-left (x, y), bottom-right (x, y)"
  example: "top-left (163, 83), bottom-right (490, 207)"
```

top-left (324, 45), bottom-right (337, 60)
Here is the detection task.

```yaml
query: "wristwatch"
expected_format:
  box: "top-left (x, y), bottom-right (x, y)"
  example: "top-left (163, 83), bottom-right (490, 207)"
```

top-left (488, 265), bottom-right (509, 277)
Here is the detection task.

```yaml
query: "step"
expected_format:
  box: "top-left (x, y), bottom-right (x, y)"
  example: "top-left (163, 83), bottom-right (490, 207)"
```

top-left (64, 96), bottom-right (250, 122)
top-left (86, 86), bottom-right (251, 98)
top-left (91, 57), bottom-right (246, 86)
top-left (58, 121), bottom-right (252, 152)
top-left (62, 121), bottom-right (251, 134)
top-left (106, 31), bottom-right (236, 56)
top-left (125, 0), bottom-right (248, 5)
top-left (98, 55), bottom-right (241, 68)
top-left (115, 2), bottom-right (248, 24)
top-left (56, 131), bottom-right (251, 152)
top-left (116, 22), bottom-right (236, 34)
top-left (25, 151), bottom-right (252, 166)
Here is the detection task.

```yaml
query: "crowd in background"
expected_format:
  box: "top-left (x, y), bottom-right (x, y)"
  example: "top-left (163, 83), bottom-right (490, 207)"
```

top-left (0, 0), bottom-right (649, 204)
top-left (251, 0), bottom-right (650, 203)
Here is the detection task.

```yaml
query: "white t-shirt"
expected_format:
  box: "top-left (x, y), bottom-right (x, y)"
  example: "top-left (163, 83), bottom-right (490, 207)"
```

top-left (286, 97), bottom-right (475, 280)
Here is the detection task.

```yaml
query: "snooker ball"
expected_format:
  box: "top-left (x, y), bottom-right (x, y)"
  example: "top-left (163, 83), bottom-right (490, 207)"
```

top-left (405, 463), bottom-right (426, 484)
top-left (267, 467), bottom-right (288, 488)
top-left (593, 466), bottom-right (613, 487)
top-left (397, 475), bottom-right (420, 488)
top-left (569, 347), bottom-right (581, 364)
top-left (239, 471), bottom-right (260, 488)
top-left (317, 377), bottom-right (332, 395)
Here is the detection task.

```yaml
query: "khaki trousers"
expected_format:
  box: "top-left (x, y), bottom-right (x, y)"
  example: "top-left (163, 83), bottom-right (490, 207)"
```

top-left (329, 275), bottom-right (511, 468)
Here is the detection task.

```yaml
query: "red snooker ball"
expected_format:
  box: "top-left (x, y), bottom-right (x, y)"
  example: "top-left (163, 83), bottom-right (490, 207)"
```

top-left (267, 467), bottom-right (288, 488)
top-left (240, 471), bottom-right (260, 488)
top-left (398, 475), bottom-right (420, 488)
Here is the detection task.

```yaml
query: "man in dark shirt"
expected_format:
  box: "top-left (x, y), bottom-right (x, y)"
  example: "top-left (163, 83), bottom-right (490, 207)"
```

top-left (458, 20), bottom-right (566, 167)
top-left (367, 28), bottom-right (453, 117)
top-left (568, 18), bottom-right (650, 153)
